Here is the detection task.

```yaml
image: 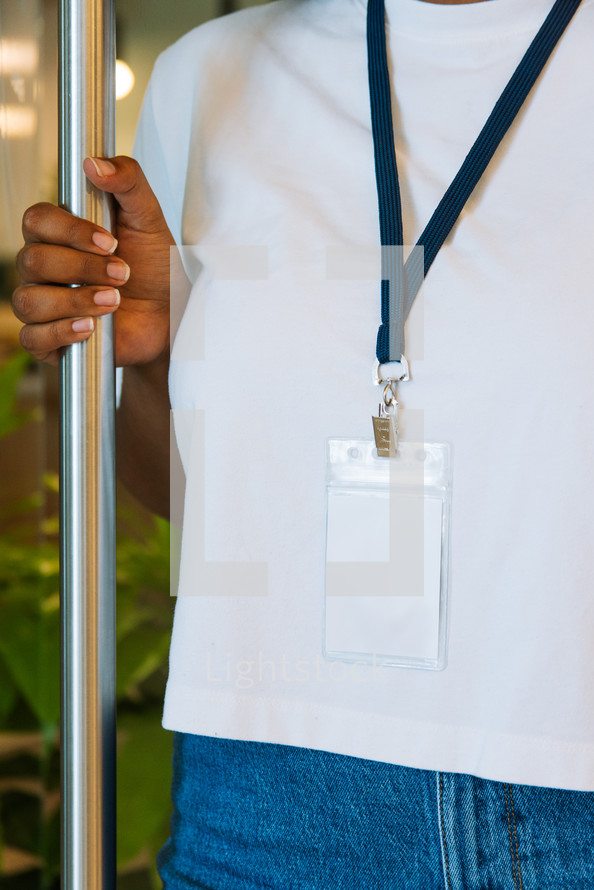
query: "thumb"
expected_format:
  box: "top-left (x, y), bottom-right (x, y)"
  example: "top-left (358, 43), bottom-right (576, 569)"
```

top-left (83, 155), bottom-right (167, 234)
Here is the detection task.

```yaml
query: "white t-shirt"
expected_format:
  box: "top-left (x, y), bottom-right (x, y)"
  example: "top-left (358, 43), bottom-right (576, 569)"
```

top-left (134, 0), bottom-right (594, 791)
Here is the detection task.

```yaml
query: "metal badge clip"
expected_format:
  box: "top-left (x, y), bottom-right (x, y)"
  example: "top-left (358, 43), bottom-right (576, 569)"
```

top-left (373, 382), bottom-right (399, 457)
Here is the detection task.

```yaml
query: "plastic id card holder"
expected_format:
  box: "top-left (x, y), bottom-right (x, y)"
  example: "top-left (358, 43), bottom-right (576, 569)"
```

top-left (324, 439), bottom-right (452, 671)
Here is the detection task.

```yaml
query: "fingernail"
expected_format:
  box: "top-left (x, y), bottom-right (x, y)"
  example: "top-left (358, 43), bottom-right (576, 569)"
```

top-left (94, 288), bottom-right (120, 307)
top-left (92, 231), bottom-right (118, 254)
top-left (72, 317), bottom-right (95, 333)
top-left (107, 261), bottom-right (130, 283)
top-left (88, 157), bottom-right (116, 177)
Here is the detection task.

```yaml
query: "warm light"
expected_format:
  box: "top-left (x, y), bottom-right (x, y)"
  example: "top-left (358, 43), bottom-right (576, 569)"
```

top-left (0, 104), bottom-right (37, 139)
top-left (116, 60), bottom-right (135, 100)
top-left (0, 39), bottom-right (39, 76)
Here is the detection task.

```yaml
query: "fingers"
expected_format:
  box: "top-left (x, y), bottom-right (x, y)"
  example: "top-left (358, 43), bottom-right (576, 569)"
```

top-left (83, 156), bottom-right (167, 233)
top-left (22, 202), bottom-right (118, 254)
top-left (19, 202), bottom-right (124, 293)
top-left (14, 155), bottom-right (169, 368)
top-left (19, 316), bottom-right (98, 366)
top-left (16, 242), bottom-right (130, 286)
top-left (11, 283), bottom-right (120, 324)
top-left (13, 281), bottom-right (120, 365)
top-left (21, 154), bottom-right (168, 257)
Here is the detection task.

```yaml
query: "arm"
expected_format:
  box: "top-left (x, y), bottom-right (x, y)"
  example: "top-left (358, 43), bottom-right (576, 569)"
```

top-left (116, 353), bottom-right (171, 519)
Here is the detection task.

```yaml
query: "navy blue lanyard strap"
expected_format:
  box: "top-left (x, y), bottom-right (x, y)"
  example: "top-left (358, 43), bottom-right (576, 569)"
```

top-left (368, 0), bottom-right (583, 366)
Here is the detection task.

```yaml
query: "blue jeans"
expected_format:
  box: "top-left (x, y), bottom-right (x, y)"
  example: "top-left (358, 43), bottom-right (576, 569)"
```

top-left (157, 732), bottom-right (594, 889)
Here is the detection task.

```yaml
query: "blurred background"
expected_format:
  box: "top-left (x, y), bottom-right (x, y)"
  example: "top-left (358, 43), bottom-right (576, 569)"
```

top-left (0, 0), bottom-right (264, 886)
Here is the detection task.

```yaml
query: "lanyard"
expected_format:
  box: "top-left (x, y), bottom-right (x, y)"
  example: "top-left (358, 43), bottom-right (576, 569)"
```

top-left (368, 0), bottom-right (583, 372)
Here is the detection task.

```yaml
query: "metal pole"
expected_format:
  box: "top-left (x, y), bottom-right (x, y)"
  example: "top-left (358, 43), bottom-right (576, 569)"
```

top-left (58, 0), bottom-right (116, 888)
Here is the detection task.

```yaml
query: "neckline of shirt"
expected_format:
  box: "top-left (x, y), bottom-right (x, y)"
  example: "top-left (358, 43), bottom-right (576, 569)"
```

top-left (350, 0), bottom-right (588, 42)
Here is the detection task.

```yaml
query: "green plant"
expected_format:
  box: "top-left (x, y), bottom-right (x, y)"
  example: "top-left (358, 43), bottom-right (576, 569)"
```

top-left (0, 354), bottom-right (174, 889)
top-left (0, 352), bottom-right (34, 439)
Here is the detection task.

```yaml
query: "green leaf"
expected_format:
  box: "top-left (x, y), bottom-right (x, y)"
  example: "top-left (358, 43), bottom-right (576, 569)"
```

top-left (116, 625), bottom-right (171, 700)
top-left (116, 709), bottom-right (173, 868)
top-left (0, 598), bottom-right (60, 729)
top-left (0, 352), bottom-right (34, 439)
top-left (0, 655), bottom-right (18, 727)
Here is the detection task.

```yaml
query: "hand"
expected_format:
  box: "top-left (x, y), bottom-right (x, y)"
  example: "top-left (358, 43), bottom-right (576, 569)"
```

top-left (12, 155), bottom-right (173, 367)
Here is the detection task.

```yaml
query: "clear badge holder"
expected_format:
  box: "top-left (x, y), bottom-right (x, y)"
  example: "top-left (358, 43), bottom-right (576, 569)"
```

top-left (324, 438), bottom-right (453, 671)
